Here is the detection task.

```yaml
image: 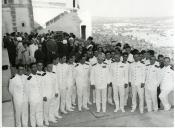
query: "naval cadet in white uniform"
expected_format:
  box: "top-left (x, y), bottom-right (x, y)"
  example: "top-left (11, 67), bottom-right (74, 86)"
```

top-left (122, 52), bottom-right (130, 106)
top-left (42, 62), bottom-right (59, 125)
top-left (110, 53), bottom-right (128, 112)
top-left (129, 52), bottom-right (146, 114)
top-left (104, 51), bottom-right (114, 105)
top-left (89, 50), bottom-right (98, 103)
top-left (159, 57), bottom-right (174, 111)
top-left (66, 56), bottom-right (76, 111)
top-left (90, 53), bottom-right (111, 113)
top-left (56, 55), bottom-right (70, 114)
top-left (74, 55), bottom-right (91, 111)
top-left (145, 56), bottom-right (160, 112)
top-left (26, 63), bottom-right (43, 127)
top-left (9, 64), bottom-right (28, 127)
top-left (70, 55), bottom-right (77, 106)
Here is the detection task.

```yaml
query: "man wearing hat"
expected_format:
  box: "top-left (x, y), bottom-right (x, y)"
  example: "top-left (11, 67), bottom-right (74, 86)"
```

top-left (56, 55), bottom-right (69, 114)
top-left (159, 57), bottom-right (174, 111)
top-left (9, 64), bottom-right (28, 127)
top-left (74, 55), bottom-right (91, 111)
top-left (90, 53), bottom-right (111, 113)
top-left (129, 51), bottom-right (146, 114)
top-left (42, 62), bottom-right (59, 125)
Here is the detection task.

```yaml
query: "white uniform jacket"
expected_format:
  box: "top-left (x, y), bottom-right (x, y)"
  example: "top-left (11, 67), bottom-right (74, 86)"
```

top-left (9, 74), bottom-right (28, 104)
top-left (57, 63), bottom-right (69, 89)
top-left (145, 64), bottom-right (160, 90)
top-left (67, 63), bottom-right (76, 87)
top-left (110, 61), bottom-right (128, 86)
top-left (26, 74), bottom-right (43, 103)
top-left (42, 72), bottom-right (59, 99)
top-left (129, 61), bottom-right (146, 86)
top-left (90, 62), bottom-right (111, 89)
top-left (74, 63), bottom-right (90, 87)
top-left (159, 65), bottom-right (174, 91)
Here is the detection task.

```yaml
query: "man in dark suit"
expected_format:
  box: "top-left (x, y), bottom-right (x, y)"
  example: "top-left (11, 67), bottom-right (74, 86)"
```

top-left (34, 43), bottom-right (46, 64)
top-left (46, 36), bottom-right (58, 63)
top-left (6, 33), bottom-right (16, 67)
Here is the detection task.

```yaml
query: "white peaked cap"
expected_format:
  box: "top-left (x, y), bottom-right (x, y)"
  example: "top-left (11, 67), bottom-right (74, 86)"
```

top-left (63, 39), bottom-right (67, 44)
top-left (17, 37), bottom-right (22, 41)
top-left (69, 37), bottom-right (74, 41)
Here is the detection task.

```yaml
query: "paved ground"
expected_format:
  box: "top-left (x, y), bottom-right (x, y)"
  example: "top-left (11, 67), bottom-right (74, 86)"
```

top-left (2, 100), bottom-right (174, 127)
top-left (2, 48), bottom-right (174, 127)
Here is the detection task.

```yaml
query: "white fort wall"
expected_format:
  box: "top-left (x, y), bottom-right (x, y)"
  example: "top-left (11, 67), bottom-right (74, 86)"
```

top-left (2, 8), bottom-right (13, 34)
top-left (15, 8), bottom-right (32, 33)
top-left (40, 10), bottom-right (92, 39)
top-left (2, 0), bottom-right (34, 35)
top-left (44, 12), bottom-right (81, 37)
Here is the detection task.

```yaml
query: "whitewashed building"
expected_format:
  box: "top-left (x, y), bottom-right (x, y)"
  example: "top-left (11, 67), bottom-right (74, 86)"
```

top-left (2, 0), bottom-right (34, 35)
top-left (34, 0), bottom-right (92, 39)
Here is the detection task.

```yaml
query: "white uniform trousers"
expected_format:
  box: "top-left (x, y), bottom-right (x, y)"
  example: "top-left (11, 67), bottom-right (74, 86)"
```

top-left (54, 94), bottom-right (60, 116)
top-left (159, 89), bottom-right (172, 110)
top-left (93, 90), bottom-right (96, 103)
top-left (124, 86), bottom-right (129, 106)
top-left (66, 86), bottom-right (73, 110)
top-left (95, 88), bottom-right (107, 112)
top-left (77, 86), bottom-right (88, 110)
top-left (107, 86), bottom-right (113, 103)
top-left (43, 98), bottom-right (55, 123)
top-left (30, 101), bottom-right (43, 127)
top-left (71, 85), bottom-right (77, 105)
top-left (131, 85), bottom-right (144, 112)
top-left (87, 85), bottom-right (91, 103)
top-left (113, 85), bottom-right (125, 109)
top-left (13, 99), bottom-right (28, 127)
top-left (60, 88), bottom-right (67, 112)
top-left (145, 88), bottom-right (158, 111)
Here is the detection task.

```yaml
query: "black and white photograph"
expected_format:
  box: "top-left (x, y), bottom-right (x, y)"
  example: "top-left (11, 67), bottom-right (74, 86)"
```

top-left (1, 0), bottom-right (174, 127)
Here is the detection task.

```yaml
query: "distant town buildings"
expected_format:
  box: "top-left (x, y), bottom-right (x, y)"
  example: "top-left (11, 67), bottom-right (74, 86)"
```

top-left (2, 0), bottom-right (34, 35)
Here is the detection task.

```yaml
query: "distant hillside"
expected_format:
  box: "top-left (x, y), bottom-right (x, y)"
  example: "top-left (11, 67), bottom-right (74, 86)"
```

top-left (92, 16), bottom-right (173, 25)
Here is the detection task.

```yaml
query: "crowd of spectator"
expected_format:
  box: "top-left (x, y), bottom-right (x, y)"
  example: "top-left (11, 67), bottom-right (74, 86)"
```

top-left (3, 31), bottom-right (174, 73)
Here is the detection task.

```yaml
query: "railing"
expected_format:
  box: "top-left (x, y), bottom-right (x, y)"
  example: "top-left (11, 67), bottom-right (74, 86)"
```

top-left (46, 9), bottom-right (78, 27)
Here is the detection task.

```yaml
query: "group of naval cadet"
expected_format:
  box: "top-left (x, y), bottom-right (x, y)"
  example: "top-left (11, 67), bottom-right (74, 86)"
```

top-left (9, 41), bottom-right (174, 127)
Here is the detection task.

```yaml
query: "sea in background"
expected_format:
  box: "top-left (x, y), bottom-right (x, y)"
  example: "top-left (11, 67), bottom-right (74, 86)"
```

top-left (92, 17), bottom-right (174, 61)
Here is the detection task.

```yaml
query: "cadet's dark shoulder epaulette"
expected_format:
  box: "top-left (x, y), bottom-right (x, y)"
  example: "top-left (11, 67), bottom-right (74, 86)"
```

top-left (52, 72), bottom-right (55, 74)
top-left (37, 73), bottom-right (41, 76)
top-left (111, 61), bottom-right (115, 63)
top-left (170, 66), bottom-right (174, 70)
top-left (42, 73), bottom-right (46, 76)
top-left (103, 62), bottom-right (107, 64)
top-left (10, 75), bottom-right (15, 79)
top-left (128, 61), bottom-right (132, 64)
top-left (75, 64), bottom-right (79, 67)
top-left (92, 63), bottom-right (97, 66)
top-left (155, 65), bottom-right (160, 68)
top-left (27, 76), bottom-right (32, 80)
top-left (140, 61), bottom-right (145, 64)
top-left (146, 64), bottom-right (150, 66)
top-left (24, 74), bottom-right (29, 76)
top-left (85, 63), bottom-right (89, 65)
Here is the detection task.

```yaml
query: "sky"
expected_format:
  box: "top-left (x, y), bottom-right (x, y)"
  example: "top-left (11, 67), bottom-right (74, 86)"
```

top-left (79, 0), bottom-right (174, 17)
